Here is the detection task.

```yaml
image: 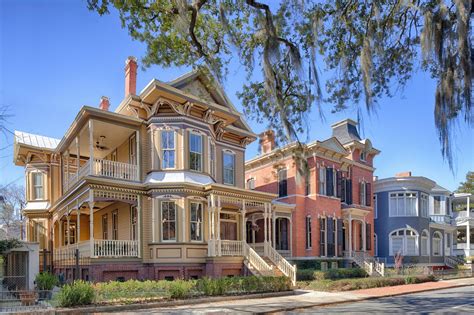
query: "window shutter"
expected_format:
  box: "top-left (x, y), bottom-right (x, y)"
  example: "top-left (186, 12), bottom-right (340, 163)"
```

top-left (366, 223), bottom-right (372, 250)
top-left (366, 183), bottom-right (371, 206)
top-left (336, 171), bottom-right (342, 198)
top-left (327, 218), bottom-right (335, 257)
top-left (359, 182), bottom-right (365, 205)
top-left (337, 219), bottom-right (343, 257)
top-left (346, 179), bottom-right (353, 204)
top-left (326, 168), bottom-right (334, 196)
top-left (319, 217), bottom-right (324, 256)
top-left (341, 178), bottom-right (346, 203)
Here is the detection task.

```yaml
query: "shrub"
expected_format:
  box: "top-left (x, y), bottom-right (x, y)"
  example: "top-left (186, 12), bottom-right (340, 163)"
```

top-left (94, 280), bottom-right (168, 304)
top-left (324, 268), bottom-right (367, 280)
top-left (56, 280), bottom-right (95, 307)
top-left (297, 269), bottom-right (316, 281)
top-left (35, 272), bottom-right (58, 290)
top-left (167, 279), bottom-right (195, 299)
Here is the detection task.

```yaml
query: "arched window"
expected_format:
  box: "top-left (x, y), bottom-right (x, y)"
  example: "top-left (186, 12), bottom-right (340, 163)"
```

top-left (389, 228), bottom-right (419, 256)
top-left (421, 230), bottom-right (429, 256)
top-left (433, 232), bottom-right (443, 256)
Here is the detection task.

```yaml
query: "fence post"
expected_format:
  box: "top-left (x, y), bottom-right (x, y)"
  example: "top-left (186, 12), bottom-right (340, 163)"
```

top-left (75, 249), bottom-right (80, 280)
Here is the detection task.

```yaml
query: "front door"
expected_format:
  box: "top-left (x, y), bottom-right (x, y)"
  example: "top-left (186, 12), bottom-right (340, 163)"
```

top-left (220, 221), bottom-right (237, 240)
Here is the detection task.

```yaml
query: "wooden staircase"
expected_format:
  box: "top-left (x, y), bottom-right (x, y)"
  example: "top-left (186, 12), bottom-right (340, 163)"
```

top-left (262, 257), bottom-right (285, 277)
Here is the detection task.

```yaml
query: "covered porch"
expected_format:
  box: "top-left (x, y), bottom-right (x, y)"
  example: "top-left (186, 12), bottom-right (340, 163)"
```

top-left (453, 193), bottom-right (473, 257)
top-left (52, 188), bottom-right (142, 261)
top-left (342, 207), bottom-right (372, 258)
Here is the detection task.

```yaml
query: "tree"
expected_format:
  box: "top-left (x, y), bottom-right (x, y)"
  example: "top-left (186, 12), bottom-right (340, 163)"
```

top-left (87, 0), bottom-right (472, 169)
top-left (0, 184), bottom-right (25, 240)
top-left (456, 171), bottom-right (474, 195)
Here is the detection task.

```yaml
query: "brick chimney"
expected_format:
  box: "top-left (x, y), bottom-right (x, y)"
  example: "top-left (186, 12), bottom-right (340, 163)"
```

top-left (99, 96), bottom-right (110, 111)
top-left (395, 171), bottom-right (412, 178)
top-left (125, 56), bottom-right (137, 97)
top-left (259, 130), bottom-right (276, 154)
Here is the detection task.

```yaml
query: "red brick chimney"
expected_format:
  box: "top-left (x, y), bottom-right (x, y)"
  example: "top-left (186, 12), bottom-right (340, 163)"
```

top-left (259, 130), bottom-right (276, 154)
top-left (125, 56), bottom-right (137, 97)
top-left (99, 96), bottom-right (110, 111)
top-left (395, 171), bottom-right (412, 178)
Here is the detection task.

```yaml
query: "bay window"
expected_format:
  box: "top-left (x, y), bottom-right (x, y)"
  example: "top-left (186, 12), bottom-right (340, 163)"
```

top-left (389, 228), bottom-right (419, 256)
top-left (223, 152), bottom-right (235, 185)
top-left (32, 172), bottom-right (44, 200)
top-left (190, 202), bottom-right (203, 241)
top-left (161, 201), bottom-right (176, 241)
top-left (161, 130), bottom-right (175, 169)
top-left (420, 193), bottom-right (429, 217)
top-left (189, 133), bottom-right (203, 171)
top-left (389, 192), bottom-right (418, 217)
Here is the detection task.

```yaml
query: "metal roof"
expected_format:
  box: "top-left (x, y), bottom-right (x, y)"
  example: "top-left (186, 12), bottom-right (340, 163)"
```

top-left (14, 130), bottom-right (61, 150)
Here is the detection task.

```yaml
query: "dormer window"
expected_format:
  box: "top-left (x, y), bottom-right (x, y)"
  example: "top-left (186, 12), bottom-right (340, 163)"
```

top-left (32, 172), bottom-right (44, 200)
top-left (360, 151), bottom-right (366, 162)
top-left (190, 133), bottom-right (203, 172)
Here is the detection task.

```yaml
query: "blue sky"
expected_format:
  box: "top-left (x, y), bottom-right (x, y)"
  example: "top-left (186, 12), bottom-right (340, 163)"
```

top-left (0, 0), bottom-right (472, 190)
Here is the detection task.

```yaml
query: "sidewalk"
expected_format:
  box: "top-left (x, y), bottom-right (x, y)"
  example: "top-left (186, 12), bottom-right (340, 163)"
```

top-left (119, 277), bottom-right (474, 314)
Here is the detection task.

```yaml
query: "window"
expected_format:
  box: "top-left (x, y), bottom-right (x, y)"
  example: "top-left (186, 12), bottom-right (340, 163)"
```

top-left (318, 167), bottom-right (326, 195)
top-left (129, 134), bottom-right (137, 164)
top-left (189, 133), bottom-right (203, 171)
top-left (420, 193), bottom-right (429, 217)
top-left (209, 142), bottom-right (216, 177)
top-left (420, 230), bottom-right (429, 256)
top-left (305, 216), bottom-right (312, 249)
top-left (102, 214), bottom-right (108, 240)
top-left (360, 151), bottom-right (366, 162)
top-left (112, 210), bottom-right (118, 240)
top-left (389, 228), bottom-right (419, 256)
top-left (374, 195), bottom-right (378, 219)
top-left (223, 152), bottom-right (235, 185)
top-left (32, 172), bottom-right (44, 200)
top-left (130, 206), bottom-right (138, 240)
top-left (190, 202), bottom-right (203, 241)
top-left (278, 168), bottom-right (287, 197)
top-left (62, 221), bottom-right (76, 245)
top-left (434, 196), bottom-right (442, 214)
top-left (389, 192), bottom-right (417, 217)
top-left (161, 201), bottom-right (176, 241)
top-left (246, 178), bottom-right (255, 190)
top-left (360, 182), bottom-right (367, 206)
top-left (326, 168), bottom-right (335, 196)
top-left (161, 130), bottom-right (175, 169)
top-left (320, 217), bottom-right (327, 256)
top-left (305, 171), bottom-right (311, 195)
top-left (432, 232), bottom-right (443, 256)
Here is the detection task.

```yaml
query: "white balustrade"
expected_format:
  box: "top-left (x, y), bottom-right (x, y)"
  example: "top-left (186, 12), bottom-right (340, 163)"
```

top-left (266, 243), bottom-right (297, 285)
top-left (93, 239), bottom-right (139, 257)
top-left (93, 159), bottom-right (139, 181)
top-left (220, 240), bottom-right (244, 256)
top-left (243, 243), bottom-right (274, 276)
top-left (430, 215), bottom-right (452, 224)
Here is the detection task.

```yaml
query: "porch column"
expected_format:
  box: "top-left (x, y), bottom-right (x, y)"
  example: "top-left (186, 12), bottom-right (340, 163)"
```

top-left (289, 218), bottom-right (293, 257)
top-left (362, 220), bottom-right (367, 252)
top-left (65, 150), bottom-right (70, 189)
top-left (88, 190), bottom-right (95, 258)
top-left (251, 217), bottom-right (256, 244)
top-left (66, 210), bottom-right (70, 245)
top-left (272, 212), bottom-right (276, 248)
top-left (181, 199), bottom-right (186, 242)
top-left (76, 201), bottom-right (81, 245)
top-left (152, 197), bottom-right (156, 242)
top-left (88, 120), bottom-right (94, 175)
top-left (263, 203), bottom-right (268, 255)
top-left (137, 195), bottom-right (142, 258)
top-left (59, 216), bottom-right (63, 246)
top-left (241, 200), bottom-right (246, 244)
top-left (348, 214), bottom-right (352, 256)
top-left (217, 196), bottom-right (221, 256)
top-left (75, 136), bottom-right (80, 177)
top-left (136, 130), bottom-right (141, 180)
top-left (467, 222), bottom-right (471, 255)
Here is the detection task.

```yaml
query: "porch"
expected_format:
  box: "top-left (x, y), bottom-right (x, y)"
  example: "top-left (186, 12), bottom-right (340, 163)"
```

top-left (53, 189), bottom-right (142, 261)
top-left (61, 118), bottom-right (141, 193)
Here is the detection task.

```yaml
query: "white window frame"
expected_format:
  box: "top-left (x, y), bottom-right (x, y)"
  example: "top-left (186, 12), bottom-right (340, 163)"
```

top-left (129, 134), bottom-right (137, 164)
top-left (305, 216), bottom-right (312, 249)
top-left (420, 193), bottom-right (429, 218)
top-left (246, 178), bottom-right (256, 190)
top-left (389, 228), bottom-right (419, 256)
top-left (223, 151), bottom-right (235, 186)
top-left (374, 194), bottom-right (378, 219)
top-left (432, 231), bottom-right (443, 256)
top-left (32, 171), bottom-right (44, 200)
top-left (161, 201), bottom-right (177, 242)
top-left (360, 181), bottom-right (367, 206)
top-left (278, 168), bottom-right (288, 197)
top-left (318, 167), bottom-right (326, 195)
top-left (421, 230), bottom-right (429, 256)
top-left (189, 132), bottom-right (203, 172)
top-left (389, 191), bottom-right (418, 217)
top-left (190, 202), bottom-right (203, 242)
top-left (112, 210), bottom-right (118, 240)
top-left (161, 130), bottom-right (176, 169)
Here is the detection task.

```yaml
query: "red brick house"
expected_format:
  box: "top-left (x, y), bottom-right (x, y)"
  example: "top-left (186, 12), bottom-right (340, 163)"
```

top-left (245, 119), bottom-right (381, 269)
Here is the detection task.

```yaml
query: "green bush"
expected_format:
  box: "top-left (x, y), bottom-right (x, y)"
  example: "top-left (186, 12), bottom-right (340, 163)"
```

top-left (297, 269), bottom-right (316, 281)
top-left (35, 272), bottom-right (58, 290)
top-left (94, 280), bottom-right (168, 304)
top-left (299, 268), bottom-right (367, 281)
top-left (167, 279), bottom-right (196, 299)
top-left (56, 280), bottom-right (95, 307)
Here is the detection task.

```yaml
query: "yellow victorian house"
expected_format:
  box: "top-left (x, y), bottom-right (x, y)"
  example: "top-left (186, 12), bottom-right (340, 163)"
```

top-left (14, 57), bottom-right (295, 283)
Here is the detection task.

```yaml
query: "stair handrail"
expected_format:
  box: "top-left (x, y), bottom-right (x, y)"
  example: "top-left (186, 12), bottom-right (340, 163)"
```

top-left (266, 244), bottom-right (297, 286)
top-left (243, 243), bottom-right (273, 276)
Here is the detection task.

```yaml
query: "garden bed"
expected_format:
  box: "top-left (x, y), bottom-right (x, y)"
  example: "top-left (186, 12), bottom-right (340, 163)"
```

top-left (297, 275), bottom-right (436, 292)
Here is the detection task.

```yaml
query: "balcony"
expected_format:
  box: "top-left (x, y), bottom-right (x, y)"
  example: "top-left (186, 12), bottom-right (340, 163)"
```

top-left (63, 158), bottom-right (138, 191)
top-left (430, 214), bottom-right (453, 225)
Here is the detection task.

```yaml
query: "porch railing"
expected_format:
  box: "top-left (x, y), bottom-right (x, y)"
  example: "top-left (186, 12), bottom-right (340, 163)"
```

top-left (220, 240), bottom-right (244, 256)
top-left (430, 215), bottom-right (453, 225)
top-left (62, 158), bottom-right (139, 192)
top-left (243, 242), bottom-right (274, 276)
top-left (94, 240), bottom-right (139, 257)
top-left (266, 243), bottom-right (297, 285)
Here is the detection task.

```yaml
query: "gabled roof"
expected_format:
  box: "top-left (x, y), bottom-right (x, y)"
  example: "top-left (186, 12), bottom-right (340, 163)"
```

top-left (14, 131), bottom-right (60, 150)
top-left (313, 137), bottom-right (349, 155)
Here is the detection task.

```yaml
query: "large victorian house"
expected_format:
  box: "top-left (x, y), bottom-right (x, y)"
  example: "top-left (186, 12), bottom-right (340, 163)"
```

top-left (14, 57), bottom-right (295, 283)
top-left (245, 120), bottom-right (383, 275)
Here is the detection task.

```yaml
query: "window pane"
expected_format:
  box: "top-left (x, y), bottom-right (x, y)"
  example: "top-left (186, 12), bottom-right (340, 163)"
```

top-left (190, 134), bottom-right (202, 153)
top-left (406, 237), bottom-right (416, 255)
top-left (223, 153), bottom-right (235, 185)
top-left (392, 237), bottom-right (403, 255)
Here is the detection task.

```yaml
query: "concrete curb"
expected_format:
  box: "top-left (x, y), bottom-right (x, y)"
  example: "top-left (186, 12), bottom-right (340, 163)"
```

top-left (54, 290), bottom-right (295, 314)
top-left (265, 282), bottom-right (474, 313)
